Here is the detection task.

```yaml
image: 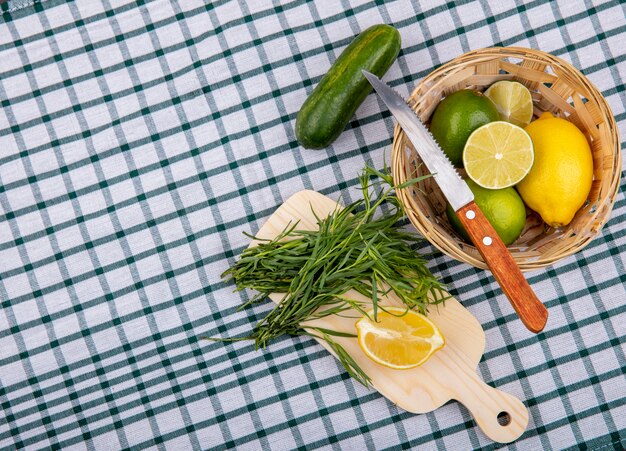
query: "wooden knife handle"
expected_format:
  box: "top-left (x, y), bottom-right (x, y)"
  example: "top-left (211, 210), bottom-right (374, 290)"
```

top-left (456, 201), bottom-right (548, 333)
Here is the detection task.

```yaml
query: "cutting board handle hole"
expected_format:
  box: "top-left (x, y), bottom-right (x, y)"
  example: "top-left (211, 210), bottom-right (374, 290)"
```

top-left (497, 411), bottom-right (511, 426)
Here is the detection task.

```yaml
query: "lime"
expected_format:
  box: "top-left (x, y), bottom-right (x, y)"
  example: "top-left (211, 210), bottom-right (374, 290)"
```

top-left (446, 178), bottom-right (526, 245)
top-left (429, 89), bottom-right (499, 167)
top-left (463, 121), bottom-right (534, 189)
top-left (484, 81), bottom-right (534, 127)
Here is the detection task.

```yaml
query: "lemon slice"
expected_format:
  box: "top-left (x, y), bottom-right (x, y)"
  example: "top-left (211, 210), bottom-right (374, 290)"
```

top-left (355, 307), bottom-right (445, 369)
top-left (463, 121), bottom-right (534, 189)
top-left (484, 81), bottom-right (534, 127)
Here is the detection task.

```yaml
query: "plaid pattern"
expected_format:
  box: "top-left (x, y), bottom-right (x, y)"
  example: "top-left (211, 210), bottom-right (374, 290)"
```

top-left (1, 0), bottom-right (625, 449)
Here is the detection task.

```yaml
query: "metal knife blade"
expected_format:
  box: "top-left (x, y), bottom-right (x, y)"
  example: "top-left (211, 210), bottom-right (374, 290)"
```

top-left (362, 70), bottom-right (473, 212)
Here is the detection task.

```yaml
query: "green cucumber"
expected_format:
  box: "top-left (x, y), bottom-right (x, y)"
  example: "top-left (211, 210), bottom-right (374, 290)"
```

top-left (295, 24), bottom-right (401, 149)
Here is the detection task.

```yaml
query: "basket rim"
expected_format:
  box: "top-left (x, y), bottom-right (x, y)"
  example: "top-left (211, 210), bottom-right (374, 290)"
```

top-left (391, 46), bottom-right (622, 271)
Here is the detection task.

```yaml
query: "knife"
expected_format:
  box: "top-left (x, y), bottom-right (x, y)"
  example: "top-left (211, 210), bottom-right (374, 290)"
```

top-left (363, 70), bottom-right (548, 333)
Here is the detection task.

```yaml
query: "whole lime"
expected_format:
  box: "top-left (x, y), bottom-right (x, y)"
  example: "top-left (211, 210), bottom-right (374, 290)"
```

top-left (446, 179), bottom-right (526, 245)
top-left (430, 90), bottom-right (499, 167)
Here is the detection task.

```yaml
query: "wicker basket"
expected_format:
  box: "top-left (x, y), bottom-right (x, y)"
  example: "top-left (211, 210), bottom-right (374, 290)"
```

top-left (392, 47), bottom-right (621, 271)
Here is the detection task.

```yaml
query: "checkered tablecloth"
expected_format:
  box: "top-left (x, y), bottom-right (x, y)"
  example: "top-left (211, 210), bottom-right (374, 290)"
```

top-left (1, 0), bottom-right (625, 449)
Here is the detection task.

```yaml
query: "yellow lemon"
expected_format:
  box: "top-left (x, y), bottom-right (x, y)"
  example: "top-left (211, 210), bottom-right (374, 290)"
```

top-left (355, 307), bottom-right (445, 369)
top-left (517, 112), bottom-right (593, 227)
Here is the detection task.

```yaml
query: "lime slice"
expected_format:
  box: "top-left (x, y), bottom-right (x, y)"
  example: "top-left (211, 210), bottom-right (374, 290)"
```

top-left (484, 81), bottom-right (534, 127)
top-left (463, 121), bottom-right (534, 189)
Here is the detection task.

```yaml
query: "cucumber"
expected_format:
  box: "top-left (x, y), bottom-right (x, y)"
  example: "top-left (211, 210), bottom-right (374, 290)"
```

top-left (295, 24), bottom-right (401, 149)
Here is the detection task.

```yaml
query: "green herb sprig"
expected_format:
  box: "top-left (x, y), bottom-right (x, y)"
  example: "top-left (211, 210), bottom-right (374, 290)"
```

top-left (217, 163), bottom-right (448, 386)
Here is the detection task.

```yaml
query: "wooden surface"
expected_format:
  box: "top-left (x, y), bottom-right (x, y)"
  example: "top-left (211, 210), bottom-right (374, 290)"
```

top-left (252, 190), bottom-right (529, 443)
top-left (456, 201), bottom-right (548, 333)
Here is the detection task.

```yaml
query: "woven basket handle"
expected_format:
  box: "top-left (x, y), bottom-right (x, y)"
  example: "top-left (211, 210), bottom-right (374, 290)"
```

top-left (456, 201), bottom-right (549, 333)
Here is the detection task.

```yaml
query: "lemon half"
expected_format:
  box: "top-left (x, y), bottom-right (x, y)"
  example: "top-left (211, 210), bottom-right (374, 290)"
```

top-left (355, 307), bottom-right (445, 370)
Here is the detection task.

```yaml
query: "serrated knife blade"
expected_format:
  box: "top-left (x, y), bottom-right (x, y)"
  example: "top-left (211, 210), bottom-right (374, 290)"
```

top-left (362, 71), bottom-right (473, 211)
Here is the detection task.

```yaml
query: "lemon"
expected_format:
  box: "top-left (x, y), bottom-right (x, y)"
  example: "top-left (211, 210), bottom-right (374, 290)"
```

top-left (463, 121), bottom-right (534, 189)
top-left (484, 81), bottom-right (534, 127)
top-left (517, 112), bottom-right (593, 227)
top-left (355, 307), bottom-right (445, 369)
top-left (446, 178), bottom-right (526, 245)
top-left (429, 89), bottom-right (499, 167)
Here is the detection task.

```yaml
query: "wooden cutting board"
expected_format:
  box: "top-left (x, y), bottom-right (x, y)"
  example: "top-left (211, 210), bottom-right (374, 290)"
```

top-left (252, 190), bottom-right (529, 443)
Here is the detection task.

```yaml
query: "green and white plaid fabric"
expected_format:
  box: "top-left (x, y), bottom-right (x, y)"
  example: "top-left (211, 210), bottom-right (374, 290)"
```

top-left (1, 0), bottom-right (625, 449)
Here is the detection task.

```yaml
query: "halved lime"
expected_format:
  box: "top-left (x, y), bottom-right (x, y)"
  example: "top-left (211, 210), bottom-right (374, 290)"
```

top-left (484, 81), bottom-right (534, 127)
top-left (463, 121), bottom-right (534, 189)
